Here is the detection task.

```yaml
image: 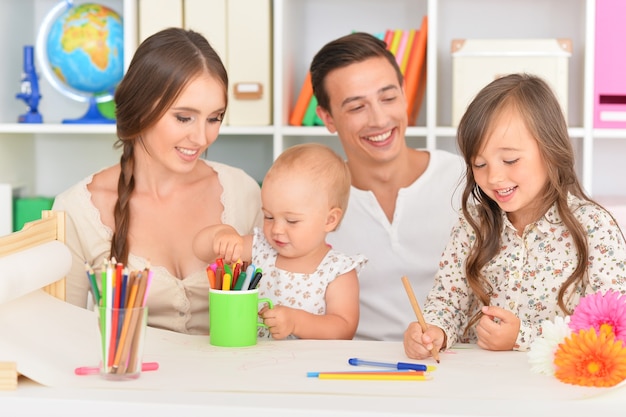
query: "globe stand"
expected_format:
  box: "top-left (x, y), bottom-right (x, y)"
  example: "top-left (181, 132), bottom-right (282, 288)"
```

top-left (19, 110), bottom-right (43, 124)
top-left (62, 96), bottom-right (115, 124)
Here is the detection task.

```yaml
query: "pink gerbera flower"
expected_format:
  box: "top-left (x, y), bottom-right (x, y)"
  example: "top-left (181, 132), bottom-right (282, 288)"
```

top-left (569, 290), bottom-right (626, 343)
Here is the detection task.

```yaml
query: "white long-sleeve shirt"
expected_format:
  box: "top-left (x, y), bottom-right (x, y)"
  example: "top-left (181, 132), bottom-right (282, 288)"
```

top-left (327, 149), bottom-right (465, 341)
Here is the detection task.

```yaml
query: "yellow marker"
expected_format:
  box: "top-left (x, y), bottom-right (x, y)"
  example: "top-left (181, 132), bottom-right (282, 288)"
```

top-left (222, 273), bottom-right (232, 291)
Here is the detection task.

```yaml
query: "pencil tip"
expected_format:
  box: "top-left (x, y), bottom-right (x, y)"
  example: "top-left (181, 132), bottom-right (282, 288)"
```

top-left (436, 359), bottom-right (440, 364)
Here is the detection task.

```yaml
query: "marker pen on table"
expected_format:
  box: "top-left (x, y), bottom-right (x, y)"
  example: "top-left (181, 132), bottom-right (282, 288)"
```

top-left (348, 358), bottom-right (436, 372)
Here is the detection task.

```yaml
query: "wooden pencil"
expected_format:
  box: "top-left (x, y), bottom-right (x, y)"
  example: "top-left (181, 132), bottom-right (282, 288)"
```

top-left (126, 268), bottom-right (150, 373)
top-left (401, 276), bottom-right (441, 363)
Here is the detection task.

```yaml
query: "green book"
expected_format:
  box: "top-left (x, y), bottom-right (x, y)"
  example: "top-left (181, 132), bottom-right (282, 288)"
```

top-left (302, 95), bottom-right (319, 126)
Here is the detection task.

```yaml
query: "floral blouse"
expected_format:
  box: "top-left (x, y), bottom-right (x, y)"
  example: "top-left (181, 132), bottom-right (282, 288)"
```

top-left (251, 228), bottom-right (367, 339)
top-left (422, 194), bottom-right (626, 351)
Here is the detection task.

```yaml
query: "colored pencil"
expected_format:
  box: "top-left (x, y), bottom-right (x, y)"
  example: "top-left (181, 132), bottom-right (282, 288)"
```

top-left (401, 276), bottom-right (441, 363)
top-left (307, 370), bottom-right (424, 377)
top-left (314, 373), bottom-right (430, 381)
top-left (84, 263), bottom-right (100, 306)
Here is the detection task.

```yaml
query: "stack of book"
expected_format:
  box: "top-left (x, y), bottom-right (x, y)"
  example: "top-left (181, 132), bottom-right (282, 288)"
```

top-left (289, 16), bottom-right (428, 127)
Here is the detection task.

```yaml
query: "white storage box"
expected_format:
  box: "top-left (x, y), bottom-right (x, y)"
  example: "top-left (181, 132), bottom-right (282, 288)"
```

top-left (451, 38), bottom-right (572, 126)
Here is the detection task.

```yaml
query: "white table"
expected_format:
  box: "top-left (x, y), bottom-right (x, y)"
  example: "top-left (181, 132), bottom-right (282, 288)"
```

top-left (1, 378), bottom-right (623, 417)
top-left (1, 291), bottom-right (625, 417)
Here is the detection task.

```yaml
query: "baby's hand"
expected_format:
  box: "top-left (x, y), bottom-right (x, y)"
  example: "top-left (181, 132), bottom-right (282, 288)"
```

top-left (213, 230), bottom-right (244, 264)
top-left (259, 305), bottom-right (295, 340)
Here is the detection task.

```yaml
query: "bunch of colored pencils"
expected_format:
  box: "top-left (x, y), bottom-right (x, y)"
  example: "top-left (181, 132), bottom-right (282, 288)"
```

top-left (86, 258), bottom-right (153, 375)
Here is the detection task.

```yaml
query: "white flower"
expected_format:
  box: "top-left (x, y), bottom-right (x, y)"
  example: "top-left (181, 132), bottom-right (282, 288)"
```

top-left (528, 316), bottom-right (572, 375)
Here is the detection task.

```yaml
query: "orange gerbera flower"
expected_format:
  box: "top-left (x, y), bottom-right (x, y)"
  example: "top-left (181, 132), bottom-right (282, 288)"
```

top-left (554, 325), bottom-right (626, 387)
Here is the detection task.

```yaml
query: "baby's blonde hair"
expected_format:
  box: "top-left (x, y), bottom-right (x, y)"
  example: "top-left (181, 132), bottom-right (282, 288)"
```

top-left (265, 143), bottom-right (351, 224)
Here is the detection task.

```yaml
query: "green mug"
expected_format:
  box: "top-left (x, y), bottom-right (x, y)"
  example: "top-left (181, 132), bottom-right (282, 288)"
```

top-left (209, 288), bottom-right (273, 347)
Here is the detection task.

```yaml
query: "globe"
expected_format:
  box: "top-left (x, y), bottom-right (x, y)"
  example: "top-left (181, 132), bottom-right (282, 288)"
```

top-left (36, 1), bottom-right (123, 124)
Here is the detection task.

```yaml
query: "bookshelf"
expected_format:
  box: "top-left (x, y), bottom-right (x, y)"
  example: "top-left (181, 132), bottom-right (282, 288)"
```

top-left (0, 0), bottom-right (624, 231)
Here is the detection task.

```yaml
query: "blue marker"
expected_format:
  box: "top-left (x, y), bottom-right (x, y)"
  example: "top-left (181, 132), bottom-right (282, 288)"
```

top-left (348, 358), bottom-right (435, 372)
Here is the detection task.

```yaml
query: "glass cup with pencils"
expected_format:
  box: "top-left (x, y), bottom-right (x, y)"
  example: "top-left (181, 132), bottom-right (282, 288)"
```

top-left (98, 305), bottom-right (148, 380)
top-left (93, 261), bottom-right (152, 380)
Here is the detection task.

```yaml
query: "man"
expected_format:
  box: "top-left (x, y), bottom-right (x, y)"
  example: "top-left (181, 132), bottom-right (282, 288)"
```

top-left (311, 32), bottom-right (464, 341)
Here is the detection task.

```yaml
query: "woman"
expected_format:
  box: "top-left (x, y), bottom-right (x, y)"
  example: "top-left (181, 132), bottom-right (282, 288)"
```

top-left (53, 28), bottom-right (262, 334)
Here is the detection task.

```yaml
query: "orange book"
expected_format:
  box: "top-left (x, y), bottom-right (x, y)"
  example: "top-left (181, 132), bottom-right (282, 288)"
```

top-left (411, 52), bottom-right (428, 125)
top-left (404, 16), bottom-right (428, 125)
top-left (289, 71), bottom-right (313, 126)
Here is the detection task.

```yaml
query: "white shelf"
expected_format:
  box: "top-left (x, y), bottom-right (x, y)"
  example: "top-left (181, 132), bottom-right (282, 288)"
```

top-left (0, 0), bottom-right (624, 201)
top-left (0, 123), bottom-right (116, 134)
top-left (591, 129), bottom-right (626, 139)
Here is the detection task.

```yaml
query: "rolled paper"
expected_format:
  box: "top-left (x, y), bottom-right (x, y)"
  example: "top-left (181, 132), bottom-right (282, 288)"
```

top-left (0, 241), bottom-right (71, 305)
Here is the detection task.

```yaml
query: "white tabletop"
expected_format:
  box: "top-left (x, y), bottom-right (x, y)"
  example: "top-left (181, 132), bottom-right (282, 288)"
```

top-left (3, 366), bottom-right (626, 417)
top-left (1, 291), bottom-right (625, 417)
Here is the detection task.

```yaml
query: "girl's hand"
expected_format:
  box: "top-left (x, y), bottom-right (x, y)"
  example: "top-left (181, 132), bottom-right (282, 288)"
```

top-left (403, 321), bottom-right (445, 359)
top-left (476, 305), bottom-right (520, 351)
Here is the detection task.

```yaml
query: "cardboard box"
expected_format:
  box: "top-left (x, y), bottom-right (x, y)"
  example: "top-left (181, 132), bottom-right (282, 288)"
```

top-left (451, 38), bottom-right (571, 126)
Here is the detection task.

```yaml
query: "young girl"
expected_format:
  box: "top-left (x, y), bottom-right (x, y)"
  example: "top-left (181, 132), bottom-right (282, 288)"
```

top-left (403, 73), bottom-right (626, 358)
top-left (193, 143), bottom-right (367, 340)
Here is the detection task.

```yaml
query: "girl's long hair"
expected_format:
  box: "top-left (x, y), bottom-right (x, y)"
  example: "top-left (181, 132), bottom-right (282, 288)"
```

top-left (456, 73), bottom-right (596, 335)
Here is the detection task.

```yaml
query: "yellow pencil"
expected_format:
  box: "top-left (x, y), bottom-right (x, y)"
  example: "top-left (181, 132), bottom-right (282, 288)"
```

top-left (401, 276), bottom-right (441, 363)
top-left (316, 373), bottom-right (430, 381)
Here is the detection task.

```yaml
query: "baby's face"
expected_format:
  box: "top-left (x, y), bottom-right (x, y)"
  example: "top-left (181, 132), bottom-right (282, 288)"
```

top-left (260, 174), bottom-right (332, 260)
